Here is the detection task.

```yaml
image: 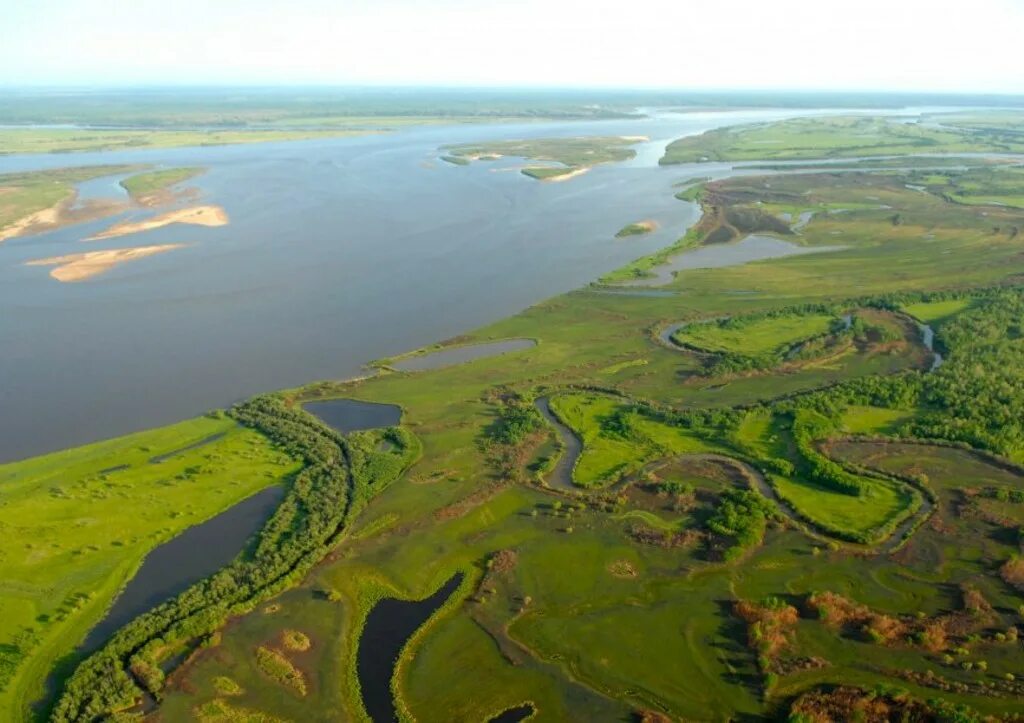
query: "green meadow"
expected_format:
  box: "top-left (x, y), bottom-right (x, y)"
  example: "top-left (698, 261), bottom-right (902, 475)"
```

top-left (0, 416), bottom-right (299, 720)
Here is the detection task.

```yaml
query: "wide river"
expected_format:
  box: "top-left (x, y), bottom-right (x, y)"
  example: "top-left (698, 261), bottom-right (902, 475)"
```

top-left (0, 107), bottom-right (947, 461)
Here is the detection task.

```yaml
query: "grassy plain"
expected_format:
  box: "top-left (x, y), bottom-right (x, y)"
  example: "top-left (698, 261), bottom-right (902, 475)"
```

top-left (0, 416), bottom-right (299, 721)
top-left (673, 313), bottom-right (836, 354)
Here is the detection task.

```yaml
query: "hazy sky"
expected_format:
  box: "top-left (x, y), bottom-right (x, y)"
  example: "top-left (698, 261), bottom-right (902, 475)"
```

top-left (4, 0), bottom-right (1023, 92)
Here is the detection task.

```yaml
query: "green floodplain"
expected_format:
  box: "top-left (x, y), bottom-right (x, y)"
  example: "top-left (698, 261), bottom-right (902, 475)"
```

top-left (9, 111), bottom-right (1024, 721)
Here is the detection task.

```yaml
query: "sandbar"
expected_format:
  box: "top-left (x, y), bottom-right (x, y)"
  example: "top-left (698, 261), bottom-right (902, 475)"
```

top-left (89, 205), bottom-right (228, 241)
top-left (26, 244), bottom-right (185, 282)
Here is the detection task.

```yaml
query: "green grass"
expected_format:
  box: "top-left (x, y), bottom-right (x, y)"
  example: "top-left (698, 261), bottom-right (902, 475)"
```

top-left (839, 406), bottom-right (917, 435)
top-left (772, 473), bottom-right (916, 540)
top-left (673, 314), bottom-right (836, 355)
top-left (0, 415), bottom-right (299, 721)
top-left (119, 167), bottom-right (203, 201)
top-left (902, 298), bottom-right (975, 325)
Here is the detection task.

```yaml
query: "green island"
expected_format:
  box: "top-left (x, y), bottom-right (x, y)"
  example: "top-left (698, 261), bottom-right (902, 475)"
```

top-left (614, 220), bottom-right (657, 238)
top-left (442, 136), bottom-right (642, 180)
top-left (9, 111), bottom-right (1024, 722)
top-left (118, 167), bottom-right (204, 205)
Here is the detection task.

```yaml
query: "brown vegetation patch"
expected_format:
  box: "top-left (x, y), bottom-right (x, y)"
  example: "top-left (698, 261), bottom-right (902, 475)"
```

top-left (628, 524), bottom-right (703, 549)
top-left (734, 597), bottom-right (799, 663)
top-left (607, 560), bottom-right (639, 578)
top-left (788, 686), bottom-right (935, 723)
top-left (280, 629), bottom-right (311, 652)
top-left (1000, 556), bottom-right (1024, 590)
top-left (808, 586), bottom-right (995, 651)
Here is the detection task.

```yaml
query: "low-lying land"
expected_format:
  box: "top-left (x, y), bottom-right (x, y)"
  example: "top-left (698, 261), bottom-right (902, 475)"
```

top-left (442, 136), bottom-right (641, 181)
top-left (14, 111), bottom-right (1024, 722)
top-left (0, 165), bottom-right (140, 242)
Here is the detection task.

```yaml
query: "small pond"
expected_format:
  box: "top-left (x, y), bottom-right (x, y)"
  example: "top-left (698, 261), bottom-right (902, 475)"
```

top-left (303, 398), bottom-right (402, 433)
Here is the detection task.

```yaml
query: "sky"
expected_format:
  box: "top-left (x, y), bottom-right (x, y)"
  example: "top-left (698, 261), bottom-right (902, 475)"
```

top-left (4, 0), bottom-right (1024, 92)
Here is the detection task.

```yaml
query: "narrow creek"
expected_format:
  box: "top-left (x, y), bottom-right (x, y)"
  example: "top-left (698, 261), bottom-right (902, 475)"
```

top-left (533, 397), bottom-right (582, 492)
top-left (357, 574), bottom-right (463, 723)
top-left (916, 321), bottom-right (944, 370)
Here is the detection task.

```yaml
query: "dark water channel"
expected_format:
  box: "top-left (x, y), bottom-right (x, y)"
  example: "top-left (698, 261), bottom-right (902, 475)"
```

top-left (81, 485), bottom-right (284, 651)
top-left (357, 574), bottom-right (463, 722)
top-left (534, 397), bottom-right (582, 491)
top-left (488, 703), bottom-right (536, 722)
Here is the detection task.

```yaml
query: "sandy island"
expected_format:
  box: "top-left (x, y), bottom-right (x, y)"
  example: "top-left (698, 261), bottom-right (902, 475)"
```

top-left (26, 244), bottom-right (185, 282)
top-left (88, 205), bottom-right (228, 241)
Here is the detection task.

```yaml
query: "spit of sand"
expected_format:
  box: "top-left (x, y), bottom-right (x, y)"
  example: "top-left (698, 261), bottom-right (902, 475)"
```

top-left (88, 205), bottom-right (228, 241)
top-left (26, 244), bottom-right (185, 282)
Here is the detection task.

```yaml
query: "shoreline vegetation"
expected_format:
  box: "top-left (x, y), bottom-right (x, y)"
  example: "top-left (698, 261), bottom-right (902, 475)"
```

top-left (10, 109), bottom-right (1024, 721)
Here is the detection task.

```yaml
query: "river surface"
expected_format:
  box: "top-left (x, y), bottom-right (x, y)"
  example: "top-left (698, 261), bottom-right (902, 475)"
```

top-left (0, 106), bottom-right (958, 461)
top-left (81, 485), bottom-right (284, 651)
